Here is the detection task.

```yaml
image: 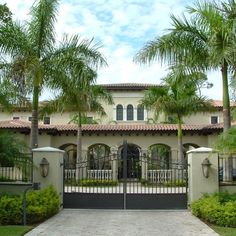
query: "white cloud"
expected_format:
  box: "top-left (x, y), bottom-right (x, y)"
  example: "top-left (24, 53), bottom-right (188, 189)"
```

top-left (0, 0), bottom-right (223, 100)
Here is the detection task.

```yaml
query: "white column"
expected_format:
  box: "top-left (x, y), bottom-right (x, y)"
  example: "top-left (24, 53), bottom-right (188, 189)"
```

top-left (110, 147), bottom-right (118, 181)
top-left (134, 107), bottom-right (137, 121)
top-left (123, 106), bottom-right (127, 121)
top-left (141, 150), bottom-right (148, 180)
top-left (113, 107), bottom-right (116, 121)
top-left (144, 109), bottom-right (148, 121)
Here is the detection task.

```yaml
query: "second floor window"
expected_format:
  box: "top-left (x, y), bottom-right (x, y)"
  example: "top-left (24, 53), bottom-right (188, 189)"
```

top-left (127, 104), bottom-right (134, 120)
top-left (13, 117), bottom-right (20, 120)
top-left (137, 105), bottom-right (144, 120)
top-left (116, 105), bottom-right (123, 120)
top-left (211, 116), bottom-right (218, 124)
top-left (43, 117), bottom-right (50, 125)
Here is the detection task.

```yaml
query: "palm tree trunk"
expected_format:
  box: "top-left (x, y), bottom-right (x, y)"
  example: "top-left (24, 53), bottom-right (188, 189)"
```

top-left (30, 85), bottom-right (39, 149)
top-left (76, 113), bottom-right (83, 180)
top-left (177, 116), bottom-right (184, 167)
top-left (221, 60), bottom-right (231, 131)
top-left (221, 60), bottom-right (232, 181)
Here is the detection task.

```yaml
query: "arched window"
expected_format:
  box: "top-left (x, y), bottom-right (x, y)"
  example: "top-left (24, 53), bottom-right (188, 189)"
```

top-left (88, 144), bottom-right (111, 170)
top-left (127, 104), bottom-right (134, 120)
top-left (183, 143), bottom-right (199, 160)
top-left (59, 144), bottom-right (77, 169)
top-left (137, 105), bottom-right (144, 120)
top-left (116, 104), bottom-right (123, 120)
top-left (148, 144), bottom-right (171, 169)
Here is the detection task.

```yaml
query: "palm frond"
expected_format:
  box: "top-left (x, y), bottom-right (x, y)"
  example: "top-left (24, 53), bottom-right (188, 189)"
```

top-left (28, 0), bottom-right (58, 57)
top-left (0, 21), bottom-right (30, 56)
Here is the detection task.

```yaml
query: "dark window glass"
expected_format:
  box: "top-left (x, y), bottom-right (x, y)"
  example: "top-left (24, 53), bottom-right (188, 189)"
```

top-left (211, 116), bottom-right (218, 124)
top-left (127, 104), bottom-right (134, 120)
top-left (86, 117), bottom-right (93, 123)
top-left (116, 105), bottom-right (123, 120)
top-left (137, 105), bottom-right (144, 120)
top-left (28, 117), bottom-right (32, 122)
top-left (13, 117), bottom-right (20, 120)
top-left (43, 117), bottom-right (50, 124)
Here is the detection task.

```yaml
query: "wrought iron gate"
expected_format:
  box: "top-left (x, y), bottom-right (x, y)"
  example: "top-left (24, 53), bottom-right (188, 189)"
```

top-left (63, 141), bottom-right (188, 209)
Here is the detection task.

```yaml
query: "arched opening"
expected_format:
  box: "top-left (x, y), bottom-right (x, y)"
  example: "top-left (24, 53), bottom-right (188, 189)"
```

top-left (87, 144), bottom-right (111, 170)
top-left (127, 104), bottom-right (134, 120)
top-left (116, 104), bottom-right (123, 120)
top-left (137, 105), bottom-right (144, 120)
top-left (118, 143), bottom-right (140, 179)
top-left (59, 144), bottom-right (77, 169)
top-left (148, 144), bottom-right (171, 169)
top-left (183, 143), bottom-right (199, 160)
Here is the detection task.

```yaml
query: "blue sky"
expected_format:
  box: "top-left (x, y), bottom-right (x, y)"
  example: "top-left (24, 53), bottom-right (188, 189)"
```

top-left (0, 0), bottom-right (222, 100)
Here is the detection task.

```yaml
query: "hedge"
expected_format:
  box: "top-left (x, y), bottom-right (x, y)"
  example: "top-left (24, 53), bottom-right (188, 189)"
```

top-left (191, 192), bottom-right (236, 227)
top-left (0, 185), bottom-right (60, 225)
top-left (79, 179), bottom-right (118, 187)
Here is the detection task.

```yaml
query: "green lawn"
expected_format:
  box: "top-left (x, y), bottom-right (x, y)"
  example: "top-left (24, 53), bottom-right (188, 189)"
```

top-left (211, 225), bottom-right (236, 236)
top-left (0, 226), bottom-right (33, 236)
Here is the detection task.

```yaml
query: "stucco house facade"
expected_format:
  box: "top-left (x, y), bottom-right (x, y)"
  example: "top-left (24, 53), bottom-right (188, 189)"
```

top-left (0, 83), bottom-right (228, 179)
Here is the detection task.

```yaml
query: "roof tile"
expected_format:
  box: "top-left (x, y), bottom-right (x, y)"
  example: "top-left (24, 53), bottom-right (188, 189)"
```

top-left (0, 120), bottom-right (222, 133)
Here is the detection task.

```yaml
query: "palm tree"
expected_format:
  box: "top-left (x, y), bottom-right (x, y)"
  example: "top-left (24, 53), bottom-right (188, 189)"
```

top-left (141, 68), bottom-right (213, 164)
top-left (40, 65), bottom-right (113, 178)
top-left (135, 0), bottom-right (236, 132)
top-left (0, 0), bottom-right (106, 148)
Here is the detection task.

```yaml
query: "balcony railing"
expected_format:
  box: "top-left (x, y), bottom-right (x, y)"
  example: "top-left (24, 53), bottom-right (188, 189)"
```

top-left (64, 169), bottom-right (112, 180)
top-left (219, 154), bottom-right (236, 182)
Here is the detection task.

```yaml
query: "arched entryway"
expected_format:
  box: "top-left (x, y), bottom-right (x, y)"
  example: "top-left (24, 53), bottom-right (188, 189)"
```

top-left (87, 143), bottom-right (111, 170)
top-left (148, 144), bottom-right (171, 169)
top-left (59, 143), bottom-right (77, 168)
top-left (183, 143), bottom-right (199, 160)
top-left (118, 143), bottom-right (141, 179)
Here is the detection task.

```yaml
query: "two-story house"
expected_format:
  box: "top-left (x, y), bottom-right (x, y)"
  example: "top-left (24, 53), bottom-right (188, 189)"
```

top-left (0, 83), bottom-right (229, 179)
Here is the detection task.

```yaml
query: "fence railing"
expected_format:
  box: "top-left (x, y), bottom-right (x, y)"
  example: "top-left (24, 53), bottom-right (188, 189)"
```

top-left (148, 170), bottom-right (172, 183)
top-left (0, 167), bottom-right (22, 180)
top-left (219, 154), bottom-right (236, 182)
top-left (147, 169), bottom-right (186, 183)
top-left (0, 154), bottom-right (32, 182)
top-left (87, 170), bottom-right (112, 180)
top-left (64, 169), bottom-right (113, 180)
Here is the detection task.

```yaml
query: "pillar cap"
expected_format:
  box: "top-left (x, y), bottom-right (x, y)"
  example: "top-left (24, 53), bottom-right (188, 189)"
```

top-left (32, 147), bottom-right (65, 153)
top-left (187, 147), bottom-right (216, 154)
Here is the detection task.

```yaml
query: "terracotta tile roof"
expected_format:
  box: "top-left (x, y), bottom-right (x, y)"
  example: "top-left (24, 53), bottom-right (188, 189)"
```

top-left (0, 120), bottom-right (225, 134)
top-left (80, 124), bottom-right (205, 132)
top-left (212, 100), bottom-right (236, 107)
top-left (0, 120), bottom-right (30, 129)
top-left (100, 83), bottom-right (158, 91)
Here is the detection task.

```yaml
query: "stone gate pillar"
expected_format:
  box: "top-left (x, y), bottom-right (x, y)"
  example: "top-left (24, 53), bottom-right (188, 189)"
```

top-left (32, 147), bottom-right (64, 207)
top-left (187, 147), bottom-right (219, 204)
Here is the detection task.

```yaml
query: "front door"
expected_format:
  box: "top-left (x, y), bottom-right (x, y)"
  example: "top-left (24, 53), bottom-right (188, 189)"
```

top-left (119, 144), bottom-right (140, 179)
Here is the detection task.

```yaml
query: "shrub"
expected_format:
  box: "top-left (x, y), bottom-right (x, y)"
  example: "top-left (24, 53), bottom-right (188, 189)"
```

top-left (79, 179), bottom-right (118, 187)
top-left (140, 179), bottom-right (186, 187)
top-left (163, 180), bottom-right (186, 187)
top-left (26, 185), bottom-right (60, 224)
top-left (191, 192), bottom-right (236, 227)
top-left (0, 185), bottom-right (60, 225)
top-left (0, 194), bottom-right (22, 225)
top-left (0, 176), bottom-right (14, 182)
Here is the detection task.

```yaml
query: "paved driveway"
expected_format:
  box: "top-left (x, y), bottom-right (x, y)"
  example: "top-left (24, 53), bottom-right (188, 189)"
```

top-left (26, 209), bottom-right (218, 236)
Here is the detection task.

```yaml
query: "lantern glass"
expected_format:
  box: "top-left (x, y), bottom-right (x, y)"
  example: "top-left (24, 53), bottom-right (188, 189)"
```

top-left (40, 158), bottom-right (49, 177)
top-left (201, 158), bottom-right (211, 178)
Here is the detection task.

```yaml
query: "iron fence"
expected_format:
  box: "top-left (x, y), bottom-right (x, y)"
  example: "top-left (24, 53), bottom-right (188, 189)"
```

top-left (0, 153), bottom-right (33, 182)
